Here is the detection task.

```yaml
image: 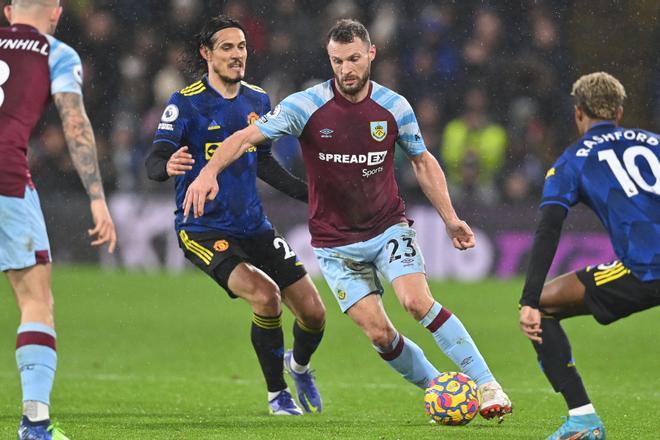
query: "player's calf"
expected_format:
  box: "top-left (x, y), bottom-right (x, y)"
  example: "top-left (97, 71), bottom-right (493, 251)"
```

top-left (420, 302), bottom-right (497, 386)
top-left (374, 332), bottom-right (439, 389)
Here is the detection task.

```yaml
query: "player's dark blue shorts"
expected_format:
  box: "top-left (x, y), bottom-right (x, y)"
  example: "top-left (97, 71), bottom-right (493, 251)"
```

top-left (177, 228), bottom-right (307, 298)
top-left (577, 260), bottom-right (660, 325)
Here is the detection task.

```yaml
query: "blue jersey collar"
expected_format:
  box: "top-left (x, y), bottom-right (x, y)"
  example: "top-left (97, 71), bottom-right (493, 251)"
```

top-left (203, 74), bottom-right (241, 101)
top-left (586, 121), bottom-right (616, 133)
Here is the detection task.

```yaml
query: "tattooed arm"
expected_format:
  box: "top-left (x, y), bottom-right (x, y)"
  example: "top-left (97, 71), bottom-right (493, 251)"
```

top-left (54, 92), bottom-right (117, 253)
top-left (53, 92), bottom-right (105, 200)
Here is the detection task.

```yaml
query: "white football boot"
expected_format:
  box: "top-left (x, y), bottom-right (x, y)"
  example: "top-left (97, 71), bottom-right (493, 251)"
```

top-left (478, 381), bottom-right (512, 422)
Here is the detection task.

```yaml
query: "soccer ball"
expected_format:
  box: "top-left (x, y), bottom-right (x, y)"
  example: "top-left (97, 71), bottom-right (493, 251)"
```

top-left (424, 372), bottom-right (480, 426)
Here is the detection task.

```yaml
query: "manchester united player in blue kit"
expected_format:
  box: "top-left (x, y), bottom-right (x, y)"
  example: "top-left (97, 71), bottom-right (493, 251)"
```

top-left (519, 72), bottom-right (660, 439)
top-left (1, 1), bottom-right (116, 439)
top-left (183, 19), bottom-right (512, 421)
top-left (145, 16), bottom-right (326, 416)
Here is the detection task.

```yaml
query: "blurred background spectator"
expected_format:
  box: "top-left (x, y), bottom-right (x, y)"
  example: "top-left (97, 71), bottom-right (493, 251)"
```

top-left (3, 0), bottom-right (658, 208)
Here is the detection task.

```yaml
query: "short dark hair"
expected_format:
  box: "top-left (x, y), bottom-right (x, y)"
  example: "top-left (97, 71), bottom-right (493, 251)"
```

top-left (327, 18), bottom-right (371, 46)
top-left (192, 15), bottom-right (246, 75)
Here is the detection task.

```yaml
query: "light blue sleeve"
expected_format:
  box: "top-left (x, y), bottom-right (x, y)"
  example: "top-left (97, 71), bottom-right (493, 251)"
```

top-left (371, 82), bottom-right (427, 157)
top-left (46, 35), bottom-right (83, 95)
top-left (255, 80), bottom-right (333, 141)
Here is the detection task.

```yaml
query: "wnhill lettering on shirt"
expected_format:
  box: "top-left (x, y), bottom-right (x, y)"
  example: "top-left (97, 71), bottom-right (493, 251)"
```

top-left (0, 38), bottom-right (48, 55)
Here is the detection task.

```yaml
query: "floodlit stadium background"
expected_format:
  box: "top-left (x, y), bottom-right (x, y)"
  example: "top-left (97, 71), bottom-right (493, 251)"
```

top-left (2, 0), bottom-right (659, 278)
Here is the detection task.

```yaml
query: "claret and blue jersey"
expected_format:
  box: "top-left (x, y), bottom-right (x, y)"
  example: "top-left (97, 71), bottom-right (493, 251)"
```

top-left (0, 24), bottom-right (83, 198)
top-left (255, 79), bottom-right (427, 248)
top-left (541, 122), bottom-right (660, 281)
top-left (153, 76), bottom-right (274, 237)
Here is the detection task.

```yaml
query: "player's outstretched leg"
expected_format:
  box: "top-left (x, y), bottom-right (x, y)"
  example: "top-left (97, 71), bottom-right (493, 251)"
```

top-left (535, 316), bottom-right (605, 439)
top-left (373, 331), bottom-right (440, 388)
top-left (226, 264), bottom-right (302, 415)
top-left (534, 272), bottom-right (606, 439)
top-left (419, 301), bottom-right (512, 420)
top-left (392, 274), bottom-right (512, 421)
top-left (347, 294), bottom-right (439, 388)
top-left (282, 277), bottom-right (326, 413)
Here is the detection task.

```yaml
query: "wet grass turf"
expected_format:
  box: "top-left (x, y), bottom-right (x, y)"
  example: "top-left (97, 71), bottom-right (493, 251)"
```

top-left (1, 267), bottom-right (658, 439)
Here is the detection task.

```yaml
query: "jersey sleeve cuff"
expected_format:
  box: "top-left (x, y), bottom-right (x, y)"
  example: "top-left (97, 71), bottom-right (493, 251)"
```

top-left (153, 138), bottom-right (180, 148)
top-left (254, 122), bottom-right (275, 140)
top-left (539, 199), bottom-right (571, 210)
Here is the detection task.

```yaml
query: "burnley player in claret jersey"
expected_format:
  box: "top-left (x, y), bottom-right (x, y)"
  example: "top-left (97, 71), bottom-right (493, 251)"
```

top-left (184, 18), bottom-right (512, 421)
top-left (1, 1), bottom-right (116, 439)
top-left (519, 72), bottom-right (659, 440)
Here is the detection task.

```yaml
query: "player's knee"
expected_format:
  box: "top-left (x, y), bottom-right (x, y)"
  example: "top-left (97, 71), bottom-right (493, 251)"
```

top-left (299, 300), bottom-right (326, 329)
top-left (367, 325), bottom-right (397, 349)
top-left (250, 280), bottom-right (282, 313)
top-left (400, 294), bottom-right (429, 320)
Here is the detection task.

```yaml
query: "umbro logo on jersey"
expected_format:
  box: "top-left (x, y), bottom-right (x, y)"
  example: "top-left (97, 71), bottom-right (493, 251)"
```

top-left (208, 120), bottom-right (221, 130)
top-left (320, 128), bottom-right (334, 138)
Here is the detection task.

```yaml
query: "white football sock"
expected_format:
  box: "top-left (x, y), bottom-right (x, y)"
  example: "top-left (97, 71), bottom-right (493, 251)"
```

top-left (569, 403), bottom-right (596, 416)
top-left (23, 401), bottom-right (49, 422)
top-left (290, 356), bottom-right (309, 374)
top-left (268, 388), bottom-right (291, 402)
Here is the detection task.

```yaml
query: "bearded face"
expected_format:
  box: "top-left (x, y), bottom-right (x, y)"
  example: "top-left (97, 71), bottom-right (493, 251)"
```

top-left (204, 27), bottom-right (247, 85)
top-left (327, 37), bottom-right (375, 99)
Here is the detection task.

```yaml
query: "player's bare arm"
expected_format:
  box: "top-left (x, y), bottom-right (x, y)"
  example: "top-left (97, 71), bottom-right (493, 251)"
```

top-left (54, 91), bottom-right (116, 253)
top-left (409, 151), bottom-right (475, 250)
top-left (183, 123), bottom-right (266, 219)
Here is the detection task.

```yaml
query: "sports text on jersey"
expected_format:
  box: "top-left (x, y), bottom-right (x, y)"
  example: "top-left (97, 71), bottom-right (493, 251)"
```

top-left (576, 128), bottom-right (658, 157)
top-left (318, 151), bottom-right (387, 165)
top-left (0, 38), bottom-right (48, 55)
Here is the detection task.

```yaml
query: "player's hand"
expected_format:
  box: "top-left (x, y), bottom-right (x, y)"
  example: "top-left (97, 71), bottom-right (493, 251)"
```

top-left (182, 167), bottom-right (219, 220)
top-left (445, 219), bottom-right (476, 250)
top-left (89, 199), bottom-right (117, 254)
top-left (166, 146), bottom-right (194, 176)
top-left (519, 305), bottom-right (543, 344)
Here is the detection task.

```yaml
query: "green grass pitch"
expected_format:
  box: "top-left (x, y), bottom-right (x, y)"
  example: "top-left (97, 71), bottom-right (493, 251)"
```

top-left (1, 267), bottom-right (658, 439)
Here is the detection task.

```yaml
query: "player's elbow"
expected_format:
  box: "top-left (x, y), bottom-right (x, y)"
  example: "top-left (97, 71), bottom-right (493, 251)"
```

top-left (144, 148), bottom-right (170, 182)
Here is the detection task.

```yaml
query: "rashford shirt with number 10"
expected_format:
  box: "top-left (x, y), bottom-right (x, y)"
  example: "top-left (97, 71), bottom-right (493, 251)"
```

top-left (153, 76), bottom-right (273, 237)
top-left (255, 80), bottom-right (427, 248)
top-left (541, 122), bottom-right (660, 281)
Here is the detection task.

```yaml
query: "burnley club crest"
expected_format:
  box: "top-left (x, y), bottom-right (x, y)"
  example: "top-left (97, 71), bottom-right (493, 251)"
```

top-left (370, 121), bottom-right (387, 142)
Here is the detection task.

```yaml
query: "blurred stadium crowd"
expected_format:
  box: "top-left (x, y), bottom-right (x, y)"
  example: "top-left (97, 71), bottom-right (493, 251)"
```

top-left (8, 0), bottom-right (660, 207)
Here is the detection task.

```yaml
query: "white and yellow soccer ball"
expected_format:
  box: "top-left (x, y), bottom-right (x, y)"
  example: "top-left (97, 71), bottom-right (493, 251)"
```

top-left (424, 372), bottom-right (480, 426)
